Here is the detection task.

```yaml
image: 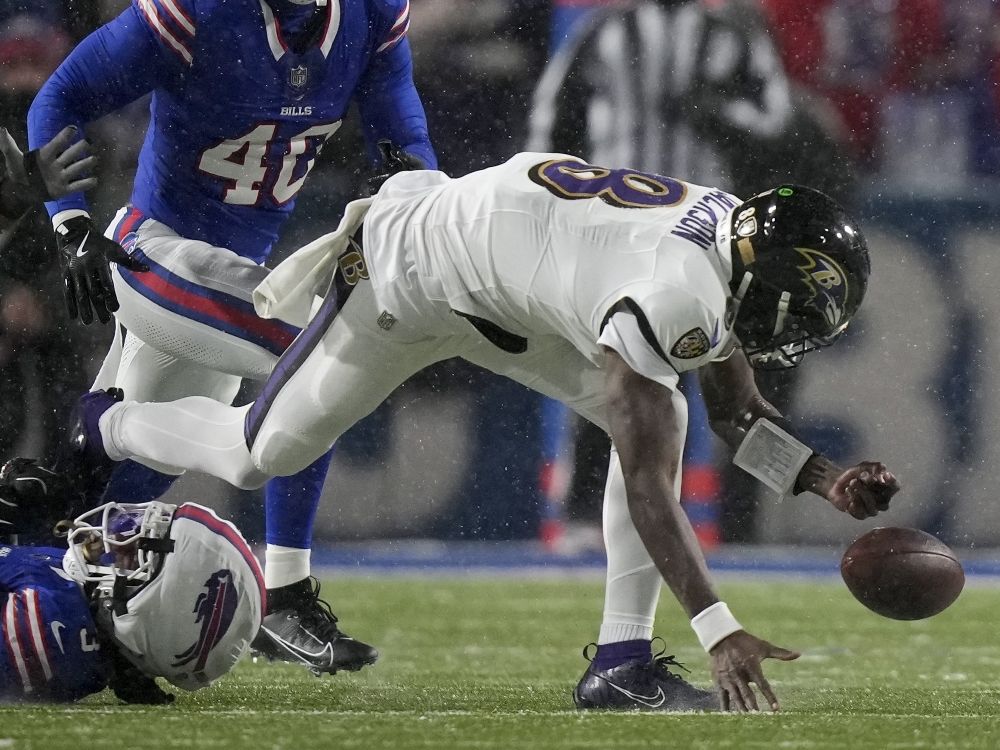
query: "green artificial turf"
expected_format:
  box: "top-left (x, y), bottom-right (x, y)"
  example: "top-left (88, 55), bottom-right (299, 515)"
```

top-left (3, 576), bottom-right (998, 749)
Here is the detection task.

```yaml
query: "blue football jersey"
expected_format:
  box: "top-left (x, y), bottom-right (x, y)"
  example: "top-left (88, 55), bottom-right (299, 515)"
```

top-left (0, 546), bottom-right (109, 702)
top-left (30, 0), bottom-right (434, 263)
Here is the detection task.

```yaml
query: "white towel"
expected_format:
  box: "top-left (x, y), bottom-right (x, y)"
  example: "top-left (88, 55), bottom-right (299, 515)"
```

top-left (253, 197), bottom-right (374, 327)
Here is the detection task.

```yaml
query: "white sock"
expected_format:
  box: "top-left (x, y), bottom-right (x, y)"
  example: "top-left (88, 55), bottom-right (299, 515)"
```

top-left (598, 622), bottom-right (654, 645)
top-left (98, 402), bottom-right (129, 461)
top-left (598, 447), bottom-right (666, 645)
top-left (100, 398), bottom-right (267, 488)
top-left (597, 393), bottom-right (688, 645)
top-left (265, 545), bottom-right (311, 589)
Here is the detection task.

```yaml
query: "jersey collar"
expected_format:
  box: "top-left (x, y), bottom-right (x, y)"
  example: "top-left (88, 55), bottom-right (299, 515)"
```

top-left (259, 0), bottom-right (341, 61)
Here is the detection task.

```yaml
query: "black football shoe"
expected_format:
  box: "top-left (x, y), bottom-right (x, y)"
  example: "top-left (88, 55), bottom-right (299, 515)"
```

top-left (251, 577), bottom-right (378, 676)
top-left (62, 388), bottom-right (125, 502)
top-left (573, 644), bottom-right (719, 712)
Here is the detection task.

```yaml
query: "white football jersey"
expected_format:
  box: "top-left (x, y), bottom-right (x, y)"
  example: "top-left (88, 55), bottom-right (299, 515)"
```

top-left (364, 152), bottom-right (739, 388)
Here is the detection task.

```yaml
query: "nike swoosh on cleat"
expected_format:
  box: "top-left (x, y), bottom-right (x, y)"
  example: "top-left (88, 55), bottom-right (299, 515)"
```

top-left (606, 682), bottom-right (667, 708)
top-left (260, 625), bottom-right (336, 667)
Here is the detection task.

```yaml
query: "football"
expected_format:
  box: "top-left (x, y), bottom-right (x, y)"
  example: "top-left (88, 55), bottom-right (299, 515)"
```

top-left (840, 527), bottom-right (965, 620)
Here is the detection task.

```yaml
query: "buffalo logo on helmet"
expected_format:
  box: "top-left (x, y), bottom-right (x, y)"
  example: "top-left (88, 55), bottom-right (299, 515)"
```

top-left (172, 569), bottom-right (239, 673)
top-left (670, 327), bottom-right (711, 360)
top-left (794, 247), bottom-right (849, 327)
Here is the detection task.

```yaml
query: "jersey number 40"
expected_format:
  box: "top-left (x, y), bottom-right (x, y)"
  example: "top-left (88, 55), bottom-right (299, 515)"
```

top-left (198, 121), bottom-right (342, 206)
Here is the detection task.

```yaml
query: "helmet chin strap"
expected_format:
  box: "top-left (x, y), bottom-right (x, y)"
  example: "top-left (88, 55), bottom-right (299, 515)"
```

top-left (772, 291), bottom-right (792, 337)
top-left (730, 270), bottom-right (754, 324)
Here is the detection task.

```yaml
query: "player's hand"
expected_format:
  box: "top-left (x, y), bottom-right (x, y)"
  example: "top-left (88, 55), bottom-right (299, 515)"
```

top-left (110, 671), bottom-right (175, 705)
top-left (710, 630), bottom-right (800, 712)
top-left (108, 647), bottom-right (175, 705)
top-left (0, 125), bottom-right (98, 202)
top-left (827, 461), bottom-right (899, 519)
top-left (55, 215), bottom-right (149, 324)
top-left (366, 139), bottom-right (426, 195)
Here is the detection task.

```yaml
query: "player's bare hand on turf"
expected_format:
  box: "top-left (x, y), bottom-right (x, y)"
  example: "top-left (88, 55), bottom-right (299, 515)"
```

top-left (828, 461), bottom-right (899, 519)
top-left (710, 630), bottom-right (800, 712)
top-left (0, 125), bottom-right (98, 201)
top-left (55, 215), bottom-right (149, 324)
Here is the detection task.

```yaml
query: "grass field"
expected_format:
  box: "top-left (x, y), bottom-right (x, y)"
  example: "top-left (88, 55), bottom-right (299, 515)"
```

top-left (3, 574), bottom-right (999, 749)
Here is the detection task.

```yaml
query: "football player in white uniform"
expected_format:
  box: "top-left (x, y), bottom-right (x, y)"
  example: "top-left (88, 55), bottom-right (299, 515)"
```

top-left (67, 152), bottom-right (899, 711)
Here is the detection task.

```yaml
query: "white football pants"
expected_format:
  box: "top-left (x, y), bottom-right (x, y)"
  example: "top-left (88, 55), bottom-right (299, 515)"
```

top-left (103, 277), bottom-right (687, 643)
top-left (95, 208), bottom-right (302, 472)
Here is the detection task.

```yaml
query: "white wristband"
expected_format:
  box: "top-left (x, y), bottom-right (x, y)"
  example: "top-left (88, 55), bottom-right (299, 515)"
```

top-left (690, 602), bottom-right (743, 652)
top-left (52, 208), bottom-right (89, 232)
top-left (732, 418), bottom-right (813, 498)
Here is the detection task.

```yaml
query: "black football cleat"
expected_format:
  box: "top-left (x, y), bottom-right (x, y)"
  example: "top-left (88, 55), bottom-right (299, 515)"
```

top-left (251, 577), bottom-right (378, 676)
top-left (62, 388), bottom-right (125, 502)
top-left (573, 643), bottom-right (719, 712)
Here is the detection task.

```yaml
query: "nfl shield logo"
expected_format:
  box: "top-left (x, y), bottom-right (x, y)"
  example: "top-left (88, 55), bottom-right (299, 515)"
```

top-left (290, 65), bottom-right (308, 89)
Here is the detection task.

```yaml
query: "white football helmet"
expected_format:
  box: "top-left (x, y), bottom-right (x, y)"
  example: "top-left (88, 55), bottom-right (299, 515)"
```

top-left (62, 501), bottom-right (265, 691)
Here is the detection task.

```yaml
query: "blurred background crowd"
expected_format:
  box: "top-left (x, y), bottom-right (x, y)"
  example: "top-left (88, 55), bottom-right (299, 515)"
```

top-left (3, 0), bottom-right (1000, 551)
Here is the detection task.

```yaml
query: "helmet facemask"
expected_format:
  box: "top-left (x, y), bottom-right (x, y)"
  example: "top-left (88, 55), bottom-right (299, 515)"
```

top-left (730, 270), bottom-right (850, 370)
top-left (62, 501), bottom-right (177, 605)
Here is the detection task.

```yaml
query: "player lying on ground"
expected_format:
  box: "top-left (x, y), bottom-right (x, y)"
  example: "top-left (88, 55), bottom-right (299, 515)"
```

top-left (27, 0), bottom-right (435, 675)
top-left (0, 130), bottom-right (259, 703)
top-left (58, 152), bottom-right (899, 712)
top-left (0, 460), bottom-right (263, 703)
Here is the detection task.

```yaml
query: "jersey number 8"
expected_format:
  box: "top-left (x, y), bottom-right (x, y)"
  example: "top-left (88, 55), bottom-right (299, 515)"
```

top-left (528, 158), bottom-right (688, 209)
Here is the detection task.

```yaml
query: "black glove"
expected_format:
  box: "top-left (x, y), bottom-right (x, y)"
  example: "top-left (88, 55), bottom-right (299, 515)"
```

top-left (55, 215), bottom-right (149, 324)
top-left (0, 457), bottom-right (82, 539)
top-left (366, 139), bottom-right (426, 196)
top-left (107, 647), bottom-right (175, 705)
top-left (0, 125), bottom-right (98, 210)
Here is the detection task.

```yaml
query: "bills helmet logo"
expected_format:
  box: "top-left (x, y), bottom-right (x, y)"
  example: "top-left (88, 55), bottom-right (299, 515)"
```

top-left (794, 247), bottom-right (849, 328)
top-left (172, 569), bottom-right (238, 673)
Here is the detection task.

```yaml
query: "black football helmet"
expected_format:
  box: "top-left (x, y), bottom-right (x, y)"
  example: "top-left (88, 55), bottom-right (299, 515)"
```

top-left (721, 185), bottom-right (870, 369)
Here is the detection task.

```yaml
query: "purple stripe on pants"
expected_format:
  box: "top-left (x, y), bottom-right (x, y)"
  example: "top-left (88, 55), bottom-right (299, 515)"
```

top-left (243, 269), bottom-right (358, 449)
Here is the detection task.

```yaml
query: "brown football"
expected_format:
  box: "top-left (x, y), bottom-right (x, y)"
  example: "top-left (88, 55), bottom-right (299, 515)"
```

top-left (840, 527), bottom-right (965, 620)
